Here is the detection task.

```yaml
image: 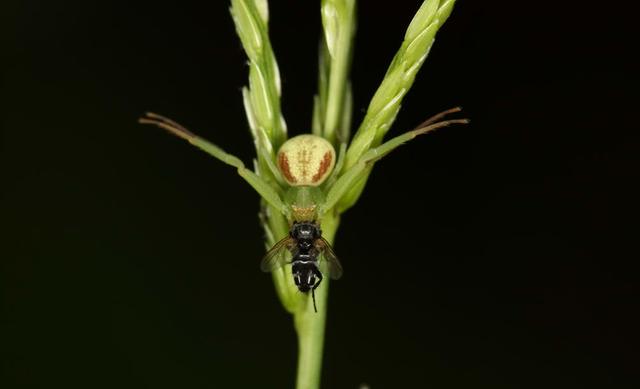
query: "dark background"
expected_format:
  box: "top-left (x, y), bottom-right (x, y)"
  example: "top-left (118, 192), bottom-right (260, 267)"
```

top-left (2, 1), bottom-right (638, 388)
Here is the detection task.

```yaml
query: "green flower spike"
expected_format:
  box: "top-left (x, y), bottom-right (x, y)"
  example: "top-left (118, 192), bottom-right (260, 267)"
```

top-left (140, 1), bottom-right (465, 388)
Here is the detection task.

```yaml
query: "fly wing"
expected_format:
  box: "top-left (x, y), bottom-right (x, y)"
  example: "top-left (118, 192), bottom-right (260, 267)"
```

top-left (260, 236), bottom-right (294, 273)
top-left (316, 238), bottom-right (343, 280)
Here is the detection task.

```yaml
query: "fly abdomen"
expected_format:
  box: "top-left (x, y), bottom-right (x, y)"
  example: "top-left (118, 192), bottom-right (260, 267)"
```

top-left (293, 252), bottom-right (316, 262)
top-left (291, 261), bottom-right (319, 293)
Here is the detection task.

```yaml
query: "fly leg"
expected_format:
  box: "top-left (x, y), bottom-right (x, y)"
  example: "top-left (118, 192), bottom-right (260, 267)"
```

top-left (310, 267), bottom-right (323, 313)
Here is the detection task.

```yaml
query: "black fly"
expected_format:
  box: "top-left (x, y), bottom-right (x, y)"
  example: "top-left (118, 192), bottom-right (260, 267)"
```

top-left (261, 221), bottom-right (343, 312)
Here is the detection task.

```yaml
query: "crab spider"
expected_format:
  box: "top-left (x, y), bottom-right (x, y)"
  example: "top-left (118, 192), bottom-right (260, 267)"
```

top-left (139, 107), bottom-right (468, 223)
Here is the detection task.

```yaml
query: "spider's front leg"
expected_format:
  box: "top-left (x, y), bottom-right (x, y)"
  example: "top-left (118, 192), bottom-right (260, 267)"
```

top-left (139, 112), bottom-right (291, 220)
top-left (319, 108), bottom-right (469, 216)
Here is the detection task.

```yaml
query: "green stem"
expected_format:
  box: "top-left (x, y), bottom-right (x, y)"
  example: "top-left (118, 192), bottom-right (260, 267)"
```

top-left (293, 213), bottom-right (339, 389)
top-left (293, 3), bottom-right (355, 384)
top-left (294, 281), bottom-right (329, 389)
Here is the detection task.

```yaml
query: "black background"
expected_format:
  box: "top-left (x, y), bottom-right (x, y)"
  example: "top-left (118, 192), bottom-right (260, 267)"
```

top-left (2, 1), bottom-right (639, 388)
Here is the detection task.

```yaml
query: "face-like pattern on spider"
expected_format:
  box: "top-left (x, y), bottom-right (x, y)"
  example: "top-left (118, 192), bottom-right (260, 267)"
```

top-left (277, 134), bottom-right (336, 187)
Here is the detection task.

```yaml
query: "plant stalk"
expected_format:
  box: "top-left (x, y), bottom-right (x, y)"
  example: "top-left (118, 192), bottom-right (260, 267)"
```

top-left (293, 213), bottom-right (339, 389)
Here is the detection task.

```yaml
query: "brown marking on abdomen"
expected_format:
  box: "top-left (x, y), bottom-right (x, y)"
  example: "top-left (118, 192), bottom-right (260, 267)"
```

top-left (311, 151), bottom-right (333, 183)
top-left (278, 153), bottom-right (297, 184)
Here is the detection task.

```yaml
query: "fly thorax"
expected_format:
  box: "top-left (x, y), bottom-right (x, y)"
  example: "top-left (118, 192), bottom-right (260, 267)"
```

top-left (291, 222), bottom-right (321, 240)
top-left (298, 240), bottom-right (313, 251)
